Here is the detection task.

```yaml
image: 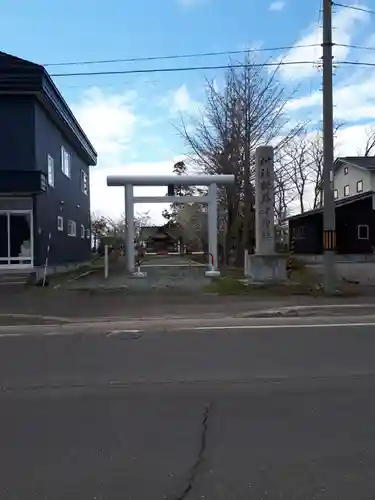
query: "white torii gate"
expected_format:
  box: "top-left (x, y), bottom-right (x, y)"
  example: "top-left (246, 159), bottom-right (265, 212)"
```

top-left (106, 174), bottom-right (235, 275)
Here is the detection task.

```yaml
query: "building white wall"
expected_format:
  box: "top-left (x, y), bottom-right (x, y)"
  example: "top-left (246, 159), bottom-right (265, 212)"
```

top-left (319, 162), bottom-right (375, 206)
top-left (333, 163), bottom-right (372, 199)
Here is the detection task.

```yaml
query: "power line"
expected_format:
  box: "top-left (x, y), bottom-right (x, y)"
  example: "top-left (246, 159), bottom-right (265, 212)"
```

top-left (338, 43), bottom-right (375, 51)
top-left (49, 60), bottom-right (320, 78)
top-left (48, 59), bottom-right (375, 78)
top-left (43, 43), bottom-right (319, 67)
top-left (340, 60), bottom-right (375, 67)
top-left (331, 1), bottom-right (375, 15)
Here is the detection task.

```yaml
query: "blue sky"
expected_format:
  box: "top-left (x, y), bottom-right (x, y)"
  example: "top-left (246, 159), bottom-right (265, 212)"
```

top-left (1, 0), bottom-right (375, 220)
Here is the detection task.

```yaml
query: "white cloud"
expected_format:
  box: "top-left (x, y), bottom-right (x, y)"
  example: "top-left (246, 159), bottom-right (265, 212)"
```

top-left (278, 5), bottom-right (369, 80)
top-left (171, 85), bottom-right (192, 112)
top-left (90, 162), bottom-right (172, 224)
top-left (287, 92), bottom-right (321, 112)
top-left (269, 1), bottom-right (285, 11)
top-left (335, 124), bottom-right (374, 156)
top-left (71, 87), bottom-right (187, 223)
top-left (73, 87), bottom-right (137, 167)
top-left (160, 84), bottom-right (201, 116)
top-left (90, 158), bottom-right (192, 224)
top-left (288, 74), bottom-right (375, 123)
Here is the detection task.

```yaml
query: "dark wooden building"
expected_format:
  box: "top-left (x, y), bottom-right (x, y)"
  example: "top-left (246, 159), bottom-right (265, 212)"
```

top-left (288, 191), bottom-right (375, 254)
top-left (139, 226), bottom-right (180, 253)
top-left (0, 51), bottom-right (97, 277)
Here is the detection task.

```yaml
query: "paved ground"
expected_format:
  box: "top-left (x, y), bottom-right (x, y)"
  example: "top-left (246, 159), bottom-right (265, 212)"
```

top-left (1, 318), bottom-right (375, 498)
top-left (66, 255), bottom-right (210, 292)
top-left (1, 288), bottom-right (375, 321)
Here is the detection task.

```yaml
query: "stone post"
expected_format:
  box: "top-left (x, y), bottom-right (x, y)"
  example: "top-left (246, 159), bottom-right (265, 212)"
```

top-left (246, 146), bottom-right (287, 282)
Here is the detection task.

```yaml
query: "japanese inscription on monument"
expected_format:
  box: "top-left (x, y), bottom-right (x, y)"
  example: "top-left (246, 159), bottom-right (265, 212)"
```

top-left (255, 146), bottom-right (275, 254)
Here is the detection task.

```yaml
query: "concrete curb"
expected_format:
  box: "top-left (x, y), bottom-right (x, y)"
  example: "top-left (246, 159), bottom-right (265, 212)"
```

top-left (2, 314), bottom-right (375, 335)
top-left (242, 304), bottom-right (375, 318)
top-left (1, 304), bottom-right (375, 328)
top-left (0, 312), bottom-right (243, 328)
top-left (0, 313), bottom-right (74, 323)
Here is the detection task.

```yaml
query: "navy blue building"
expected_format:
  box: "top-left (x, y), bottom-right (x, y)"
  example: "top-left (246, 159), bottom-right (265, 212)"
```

top-left (0, 51), bottom-right (97, 278)
top-left (288, 191), bottom-right (375, 255)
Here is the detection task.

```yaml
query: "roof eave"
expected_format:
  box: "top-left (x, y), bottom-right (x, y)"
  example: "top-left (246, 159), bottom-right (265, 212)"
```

top-left (41, 73), bottom-right (97, 165)
top-left (0, 53), bottom-right (97, 166)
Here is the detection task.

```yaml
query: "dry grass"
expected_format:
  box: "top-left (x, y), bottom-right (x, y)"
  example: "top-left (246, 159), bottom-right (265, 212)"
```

top-left (203, 277), bottom-right (362, 297)
top-left (203, 258), bottom-right (362, 297)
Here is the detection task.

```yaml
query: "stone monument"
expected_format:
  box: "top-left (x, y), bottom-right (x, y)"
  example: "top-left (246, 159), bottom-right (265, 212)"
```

top-left (246, 146), bottom-right (287, 282)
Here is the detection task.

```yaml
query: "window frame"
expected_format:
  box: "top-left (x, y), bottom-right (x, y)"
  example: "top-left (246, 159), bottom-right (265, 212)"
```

top-left (81, 169), bottom-right (89, 195)
top-left (57, 215), bottom-right (64, 232)
top-left (47, 155), bottom-right (55, 187)
top-left (81, 224), bottom-right (85, 239)
top-left (61, 146), bottom-right (71, 178)
top-left (67, 220), bottom-right (76, 237)
top-left (357, 180), bottom-right (363, 193)
top-left (358, 224), bottom-right (369, 240)
top-left (344, 184), bottom-right (350, 197)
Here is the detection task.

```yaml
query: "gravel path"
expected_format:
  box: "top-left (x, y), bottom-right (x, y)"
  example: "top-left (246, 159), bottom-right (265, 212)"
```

top-left (68, 255), bottom-right (211, 291)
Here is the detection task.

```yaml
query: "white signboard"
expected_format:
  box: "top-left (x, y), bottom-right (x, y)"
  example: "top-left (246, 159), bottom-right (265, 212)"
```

top-left (255, 146), bottom-right (275, 255)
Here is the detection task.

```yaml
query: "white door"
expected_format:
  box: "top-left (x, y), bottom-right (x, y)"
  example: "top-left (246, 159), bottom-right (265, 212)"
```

top-left (0, 210), bottom-right (33, 269)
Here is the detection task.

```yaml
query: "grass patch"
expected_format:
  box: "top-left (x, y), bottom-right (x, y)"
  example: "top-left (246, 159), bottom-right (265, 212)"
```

top-left (222, 266), bottom-right (245, 279)
top-left (36, 256), bottom-right (107, 287)
top-left (203, 275), bottom-right (362, 297)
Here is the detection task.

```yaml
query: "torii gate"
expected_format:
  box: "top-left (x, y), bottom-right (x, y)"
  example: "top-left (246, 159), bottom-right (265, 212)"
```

top-left (106, 174), bottom-right (235, 275)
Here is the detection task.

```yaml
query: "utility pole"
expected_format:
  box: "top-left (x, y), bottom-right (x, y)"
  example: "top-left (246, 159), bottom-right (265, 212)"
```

top-left (322, 0), bottom-right (336, 293)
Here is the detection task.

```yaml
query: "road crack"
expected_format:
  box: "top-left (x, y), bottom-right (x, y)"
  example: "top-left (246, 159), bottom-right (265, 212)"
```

top-left (171, 402), bottom-right (213, 500)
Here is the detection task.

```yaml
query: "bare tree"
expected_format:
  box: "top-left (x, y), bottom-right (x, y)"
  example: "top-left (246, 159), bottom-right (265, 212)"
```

top-left (307, 132), bottom-right (324, 209)
top-left (278, 133), bottom-right (312, 213)
top-left (162, 160), bottom-right (197, 222)
top-left (277, 121), bottom-right (345, 213)
top-left (91, 213), bottom-right (110, 250)
top-left (175, 203), bottom-right (207, 250)
top-left (179, 53), bottom-right (304, 265)
top-left (359, 126), bottom-right (375, 157)
top-left (273, 171), bottom-right (296, 224)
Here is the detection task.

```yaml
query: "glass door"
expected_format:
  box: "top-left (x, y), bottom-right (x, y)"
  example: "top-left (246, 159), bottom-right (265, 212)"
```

top-left (0, 214), bottom-right (8, 264)
top-left (0, 211), bottom-right (33, 268)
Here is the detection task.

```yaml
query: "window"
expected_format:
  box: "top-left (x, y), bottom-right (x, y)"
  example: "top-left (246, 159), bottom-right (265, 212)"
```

top-left (57, 216), bottom-right (64, 232)
top-left (47, 155), bottom-right (55, 187)
top-left (344, 185), bottom-right (350, 197)
top-left (358, 225), bottom-right (369, 240)
top-left (67, 220), bottom-right (76, 237)
top-left (357, 180), bottom-right (363, 193)
top-left (81, 170), bottom-right (89, 195)
top-left (86, 229), bottom-right (90, 240)
top-left (291, 226), bottom-right (304, 241)
top-left (81, 224), bottom-right (85, 239)
top-left (40, 173), bottom-right (47, 192)
top-left (333, 189), bottom-right (338, 199)
top-left (61, 146), bottom-right (71, 178)
top-left (344, 166), bottom-right (348, 175)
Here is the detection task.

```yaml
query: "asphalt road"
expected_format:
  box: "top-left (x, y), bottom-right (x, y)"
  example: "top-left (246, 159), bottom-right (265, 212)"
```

top-left (1, 320), bottom-right (375, 499)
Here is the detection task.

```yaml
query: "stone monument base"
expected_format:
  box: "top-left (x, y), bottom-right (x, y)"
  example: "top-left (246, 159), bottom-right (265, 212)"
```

top-left (130, 270), bottom-right (147, 278)
top-left (205, 269), bottom-right (221, 278)
top-left (246, 253), bottom-right (287, 282)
